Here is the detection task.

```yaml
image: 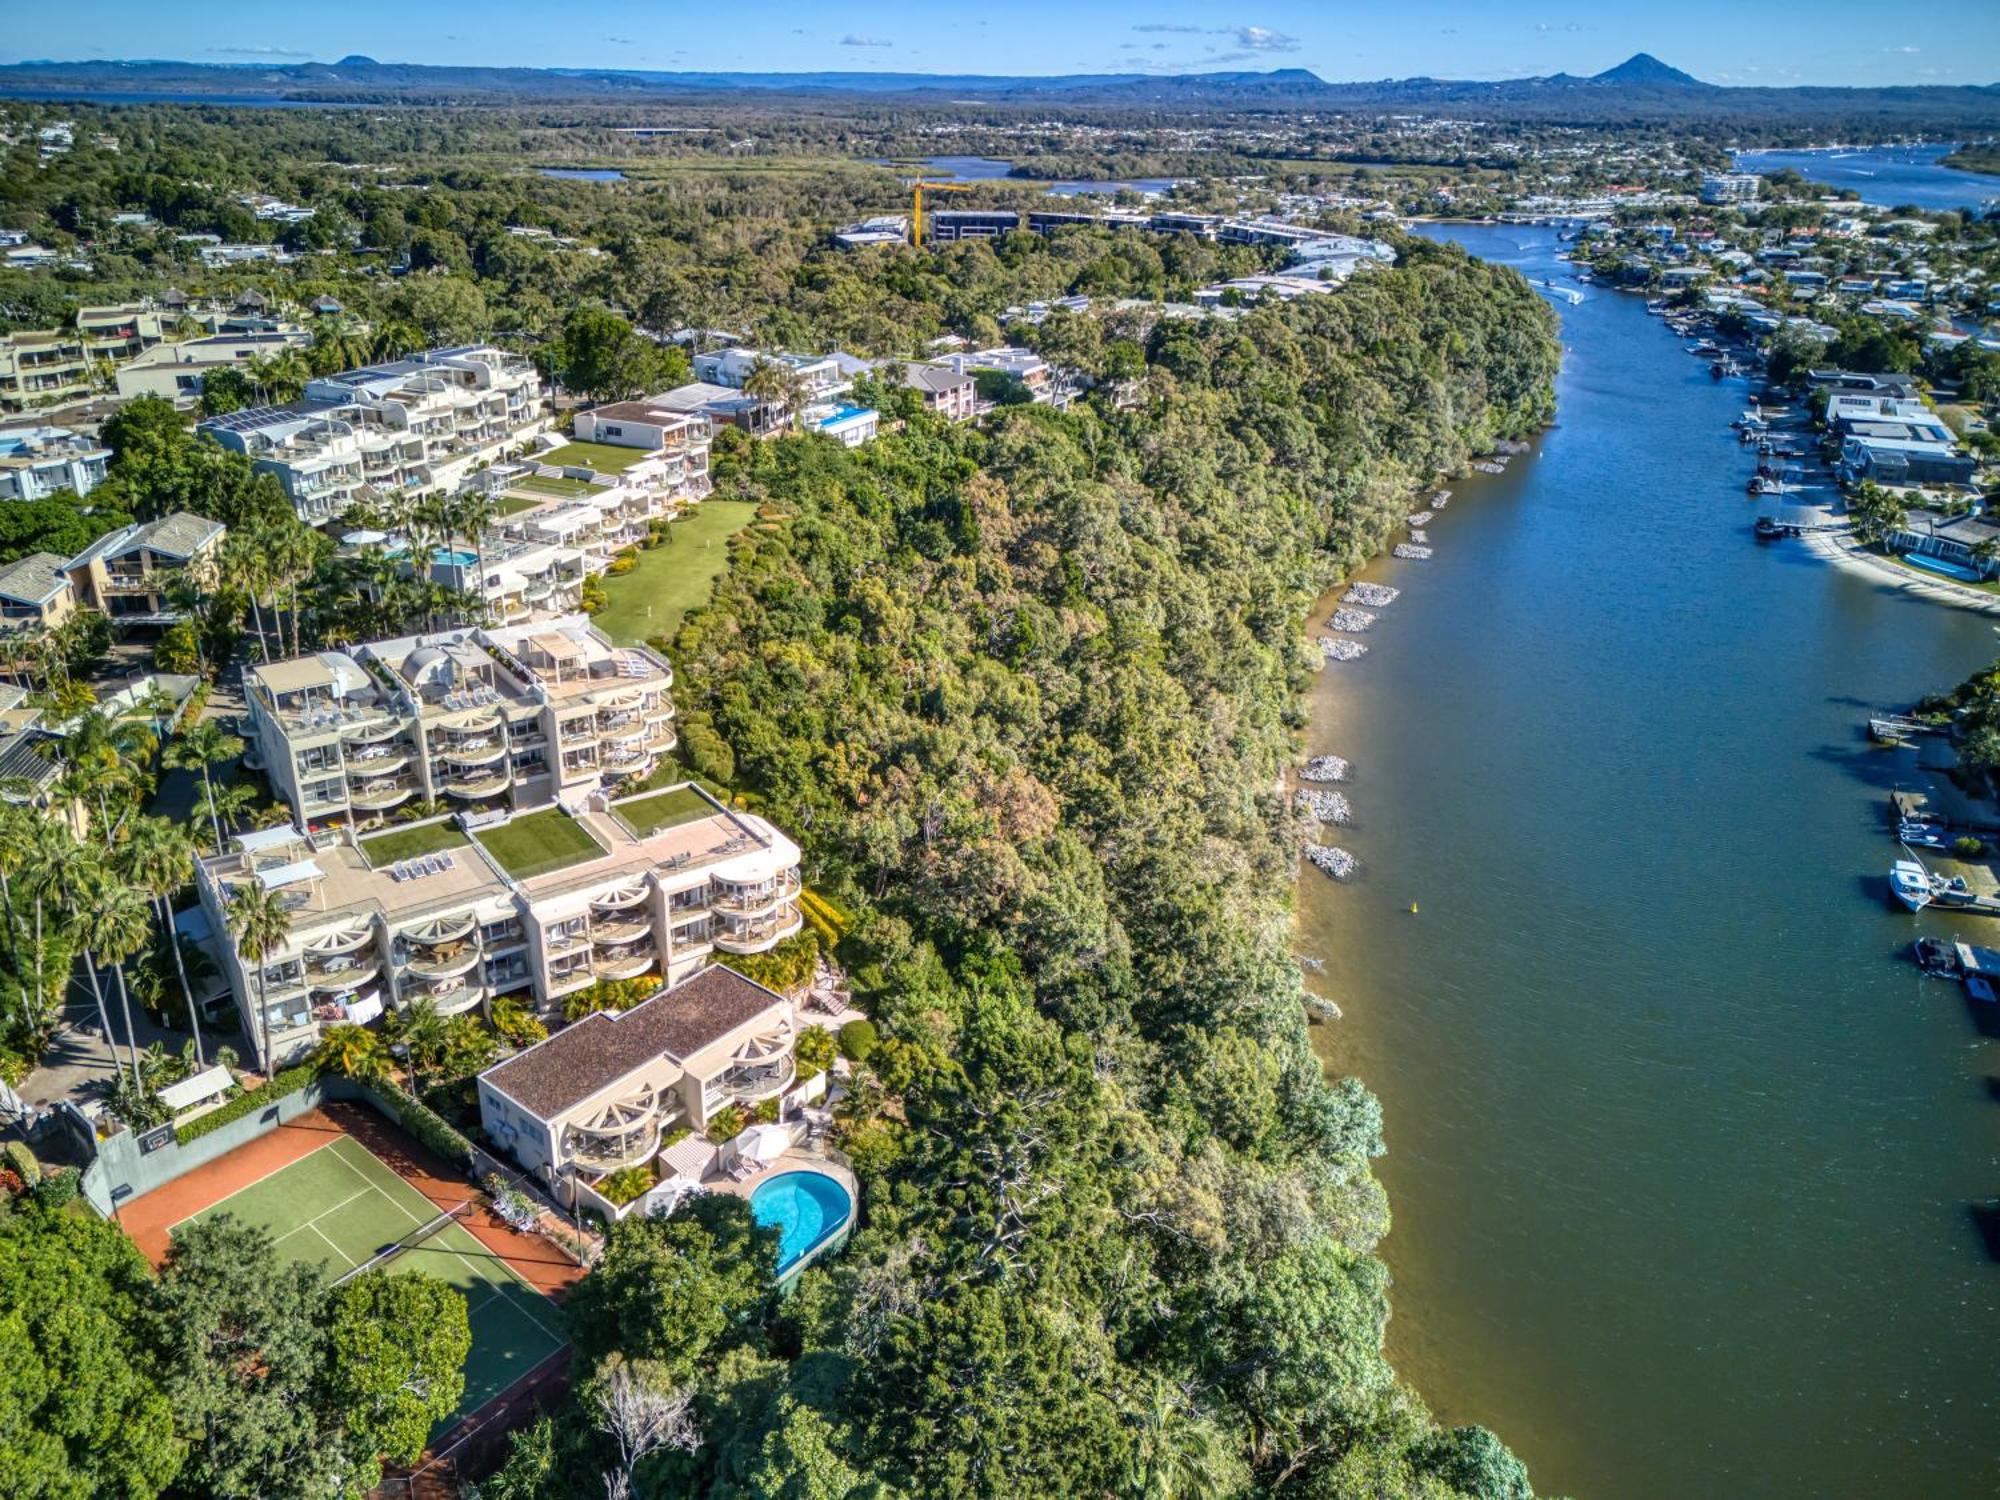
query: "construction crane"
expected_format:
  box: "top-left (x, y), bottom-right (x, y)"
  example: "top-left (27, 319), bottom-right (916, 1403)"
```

top-left (910, 176), bottom-right (971, 247)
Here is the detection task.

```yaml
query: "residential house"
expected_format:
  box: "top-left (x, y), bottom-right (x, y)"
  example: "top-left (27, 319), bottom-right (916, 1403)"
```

top-left (0, 553), bottom-right (74, 633)
top-left (478, 964), bottom-right (806, 1204)
top-left (63, 511), bottom-right (226, 627)
top-left (890, 362), bottom-right (977, 422)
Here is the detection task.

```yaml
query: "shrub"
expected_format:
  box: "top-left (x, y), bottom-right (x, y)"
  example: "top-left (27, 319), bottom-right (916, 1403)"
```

top-left (597, 1165), bottom-right (653, 1207)
top-left (32, 1167), bottom-right (78, 1210)
top-left (362, 1082), bottom-right (475, 1170)
top-left (752, 1097), bottom-right (781, 1125)
top-left (705, 1103), bottom-right (747, 1142)
top-left (1953, 835), bottom-right (1985, 858)
top-left (838, 1019), bottom-right (878, 1065)
top-left (661, 1123), bottom-right (692, 1150)
top-left (490, 995), bottom-right (549, 1047)
top-left (175, 1064), bottom-right (319, 1144)
top-left (795, 1024), bottom-right (837, 1081)
top-left (0, 1140), bottom-right (41, 1186)
top-left (678, 713), bottom-right (735, 786)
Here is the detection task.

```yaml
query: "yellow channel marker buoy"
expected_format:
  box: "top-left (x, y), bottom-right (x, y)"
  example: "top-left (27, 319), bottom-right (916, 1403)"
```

top-left (1409, 902), bottom-right (1419, 914)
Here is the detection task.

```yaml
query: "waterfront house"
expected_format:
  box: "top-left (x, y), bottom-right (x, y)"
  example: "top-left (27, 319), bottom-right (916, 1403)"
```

top-left (477, 963), bottom-right (807, 1206)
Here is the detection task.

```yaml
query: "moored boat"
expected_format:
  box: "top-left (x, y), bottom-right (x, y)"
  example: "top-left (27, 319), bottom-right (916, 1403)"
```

top-left (1913, 935), bottom-right (1962, 977)
top-left (1890, 859), bottom-right (1935, 912)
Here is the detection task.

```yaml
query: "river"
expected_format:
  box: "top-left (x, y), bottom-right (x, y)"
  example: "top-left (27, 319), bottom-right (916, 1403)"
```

top-left (1736, 143), bottom-right (1996, 212)
top-left (1299, 223), bottom-right (2000, 1500)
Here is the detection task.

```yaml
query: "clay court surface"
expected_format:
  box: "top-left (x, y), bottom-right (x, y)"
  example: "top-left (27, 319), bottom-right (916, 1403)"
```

top-left (120, 1102), bottom-right (579, 1420)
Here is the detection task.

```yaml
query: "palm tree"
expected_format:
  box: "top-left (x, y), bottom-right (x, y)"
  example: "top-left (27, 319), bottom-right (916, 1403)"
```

top-left (12, 820), bottom-right (72, 1047)
top-left (165, 719), bottom-right (245, 854)
top-left (32, 845), bottom-right (139, 1093)
top-left (387, 996), bottom-right (449, 1097)
top-left (449, 490), bottom-right (499, 624)
top-left (226, 881), bottom-right (293, 1075)
top-left (314, 1022), bottom-right (387, 1081)
top-left (742, 357), bottom-right (806, 431)
top-left (40, 708), bottom-right (150, 840)
top-left (201, 781), bottom-right (260, 852)
top-left (84, 878), bottom-right (156, 1099)
top-left (218, 531), bottom-right (275, 661)
top-left (119, 816), bottom-right (205, 1067)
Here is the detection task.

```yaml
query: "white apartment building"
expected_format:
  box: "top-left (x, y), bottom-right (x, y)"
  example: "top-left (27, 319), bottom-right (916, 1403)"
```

top-left (194, 783), bottom-right (803, 1068)
top-left (0, 425), bottom-right (110, 500)
top-left (692, 348), bottom-right (850, 404)
top-left (245, 615), bottom-right (678, 833)
top-left (1701, 172), bottom-right (1763, 206)
top-left (198, 346), bottom-right (551, 524)
top-left (114, 329), bottom-right (313, 405)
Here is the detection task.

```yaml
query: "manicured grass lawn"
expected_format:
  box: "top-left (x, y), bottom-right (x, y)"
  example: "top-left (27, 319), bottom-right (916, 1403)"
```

top-left (511, 474), bottom-right (595, 499)
top-left (541, 440), bottom-right (657, 475)
top-left (475, 808), bottom-right (606, 879)
top-left (495, 496), bottom-right (543, 518)
top-left (360, 821), bottom-right (471, 869)
top-left (591, 500), bottom-right (760, 645)
top-left (614, 785), bottom-right (716, 837)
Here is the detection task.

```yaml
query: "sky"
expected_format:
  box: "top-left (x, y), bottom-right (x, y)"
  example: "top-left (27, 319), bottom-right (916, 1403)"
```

top-left (6, 1), bottom-right (1998, 88)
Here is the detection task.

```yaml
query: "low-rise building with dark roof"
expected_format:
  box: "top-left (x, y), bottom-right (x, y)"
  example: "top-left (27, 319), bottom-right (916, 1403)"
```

top-left (477, 963), bottom-right (802, 1200)
top-left (0, 551), bottom-right (74, 632)
top-left (64, 510), bottom-right (225, 627)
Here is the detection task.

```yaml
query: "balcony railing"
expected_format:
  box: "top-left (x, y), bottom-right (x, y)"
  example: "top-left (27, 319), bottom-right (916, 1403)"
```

top-left (711, 872), bottom-right (802, 915)
top-left (713, 905), bottom-right (804, 954)
top-left (708, 1054), bottom-right (796, 1107)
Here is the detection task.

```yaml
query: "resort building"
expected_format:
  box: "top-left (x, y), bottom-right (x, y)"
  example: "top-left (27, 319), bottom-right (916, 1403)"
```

top-left (62, 512), bottom-right (226, 627)
top-left (193, 783), bottom-right (803, 1068)
top-left (0, 553), bottom-right (74, 633)
top-left (245, 616), bottom-right (677, 832)
top-left (1700, 172), bottom-right (1764, 206)
top-left (0, 424), bottom-right (111, 500)
top-left (113, 330), bottom-right (313, 405)
top-left (922, 210), bottom-right (1022, 243)
top-left (0, 329), bottom-right (90, 410)
top-left (197, 346), bottom-right (551, 523)
top-left (477, 964), bottom-right (803, 1200)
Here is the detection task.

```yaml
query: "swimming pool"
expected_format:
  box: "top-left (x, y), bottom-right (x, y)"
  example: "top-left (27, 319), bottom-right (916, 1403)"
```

top-left (433, 548), bottom-right (479, 568)
top-left (749, 1169), bottom-right (853, 1276)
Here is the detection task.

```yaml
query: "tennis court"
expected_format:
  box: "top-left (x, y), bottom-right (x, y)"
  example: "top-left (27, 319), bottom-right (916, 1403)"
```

top-left (173, 1133), bottom-right (567, 1418)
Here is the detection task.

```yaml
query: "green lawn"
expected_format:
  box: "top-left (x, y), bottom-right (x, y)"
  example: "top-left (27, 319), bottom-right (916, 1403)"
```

top-left (511, 474), bottom-right (595, 499)
top-left (591, 500), bottom-right (760, 645)
top-left (540, 439), bottom-right (659, 475)
top-left (475, 808), bottom-right (607, 879)
top-left (495, 496), bottom-right (543, 518)
top-left (613, 785), bottom-right (717, 837)
top-left (360, 821), bottom-right (471, 869)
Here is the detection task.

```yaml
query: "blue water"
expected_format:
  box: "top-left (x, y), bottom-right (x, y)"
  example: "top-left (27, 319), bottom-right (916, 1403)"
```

top-left (433, 548), bottom-right (479, 568)
top-left (1301, 221), bottom-right (2000, 1500)
top-left (541, 167), bottom-right (627, 182)
top-left (749, 1169), bottom-right (852, 1274)
top-left (1736, 144), bottom-right (1997, 212)
top-left (871, 154), bottom-right (1181, 197)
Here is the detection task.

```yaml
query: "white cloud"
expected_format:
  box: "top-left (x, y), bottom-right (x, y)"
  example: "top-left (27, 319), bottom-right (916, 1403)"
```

top-left (1134, 23), bottom-right (1205, 33)
top-left (840, 34), bottom-right (894, 48)
top-left (1231, 26), bottom-right (1299, 52)
top-left (204, 45), bottom-right (313, 58)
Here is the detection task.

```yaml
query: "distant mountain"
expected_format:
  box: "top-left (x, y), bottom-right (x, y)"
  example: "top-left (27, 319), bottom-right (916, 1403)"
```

top-left (1590, 53), bottom-right (1707, 88)
top-left (0, 53), bottom-right (1993, 128)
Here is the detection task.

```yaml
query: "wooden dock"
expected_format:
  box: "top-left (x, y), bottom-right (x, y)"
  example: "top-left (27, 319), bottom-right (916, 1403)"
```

top-left (1870, 714), bottom-right (1945, 745)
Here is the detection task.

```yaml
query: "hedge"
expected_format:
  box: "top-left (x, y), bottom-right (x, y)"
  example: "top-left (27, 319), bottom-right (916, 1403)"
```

top-left (362, 1082), bottom-right (475, 1170)
top-left (174, 1064), bottom-right (320, 1144)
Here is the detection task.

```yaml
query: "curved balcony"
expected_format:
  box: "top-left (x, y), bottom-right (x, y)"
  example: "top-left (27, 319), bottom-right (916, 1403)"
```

top-left (644, 699), bottom-right (676, 724)
top-left (304, 926), bottom-right (374, 957)
top-left (437, 737), bottom-right (506, 767)
top-left (408, 912), bottom-right (478, 944)
top-left (344, 748), bottom-right (411, 775)
top-left (403, 944), bottom-right (481, 982)
top-left (437, 705), bottom-right (503, 733)
top-left (412, 978), bottom-right (483, 1016)
top-left (348, 777), bottom-right (416, 810)
top-left (591, 882), bottom-right (650, 913)
top-left (590, 914), bottom-right (650, 944)
top-left (545, 927), bottom-right (590, 956)
top-left (562, 1090), bottom-right (662, 1173)
top-left (308, 957), bottom-right (381, 992)
top-left (342, 717), bottom-right (403, 746)
top-left (443, 769), bottom-right (511, 800)
top-left (712, 872), bottom-right (802, 916)
top-left (716, 1053), bottom-right (796, 1106)
top-left (592, 943), bottom-right (657, 981)
top-left (713, 905), bottom-right (804, 955)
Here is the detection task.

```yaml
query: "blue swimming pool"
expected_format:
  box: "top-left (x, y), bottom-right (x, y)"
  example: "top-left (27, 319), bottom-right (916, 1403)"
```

top-left (433, 548), bottom-right (479, 568)
top-left (749, 1169), bottom-right (852, 1276)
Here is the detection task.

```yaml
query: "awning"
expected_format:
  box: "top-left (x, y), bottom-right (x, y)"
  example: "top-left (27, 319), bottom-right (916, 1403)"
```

top-left (255, 859), bottom-right (321, 891)
top-left (158, 1064), bottom-right (234, 1113)
top-left (235, 825), bottom-right (303, 853)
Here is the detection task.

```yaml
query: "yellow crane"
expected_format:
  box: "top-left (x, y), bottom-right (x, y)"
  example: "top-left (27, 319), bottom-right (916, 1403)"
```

top-left (910, 176), bottom-right (971, 247)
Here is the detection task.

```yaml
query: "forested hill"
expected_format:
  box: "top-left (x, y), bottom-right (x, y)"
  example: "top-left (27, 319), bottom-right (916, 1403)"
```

top-left (488, 240), bottom-right (1562, 1497)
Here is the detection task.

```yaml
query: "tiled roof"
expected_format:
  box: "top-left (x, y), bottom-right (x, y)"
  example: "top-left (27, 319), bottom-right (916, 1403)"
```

top-left (0, 552), bottom-right (69, 605)
top-left (482, 965), bottom-right (788, 1119)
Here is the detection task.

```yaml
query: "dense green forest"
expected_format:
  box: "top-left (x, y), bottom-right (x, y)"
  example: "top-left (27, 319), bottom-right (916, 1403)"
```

top-left (476, 241), bottom-right (1560, 1498)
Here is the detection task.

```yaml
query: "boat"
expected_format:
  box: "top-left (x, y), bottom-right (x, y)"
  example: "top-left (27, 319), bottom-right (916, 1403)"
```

top-left (1711, 360), bottom-right (1729, 379)
top-left (1914, 935), bottom-right (1963, 977)
top-left (1891, 859), bottom-right (1935, 912)
top-left (1899, 821), bottom-right (1950, 849)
